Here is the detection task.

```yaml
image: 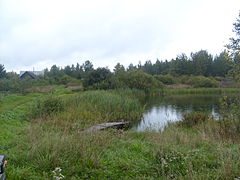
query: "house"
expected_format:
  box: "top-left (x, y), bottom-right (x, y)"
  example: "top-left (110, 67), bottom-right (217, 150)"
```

top-left (19, 71), bottom-right (39, 79)
top-left (20, 70), bottom-right (44, 76)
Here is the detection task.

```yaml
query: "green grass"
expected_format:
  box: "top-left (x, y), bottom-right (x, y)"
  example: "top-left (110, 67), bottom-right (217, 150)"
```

top-left (0, 93), bottom-right (43, 177)
top-left (163, 88), bottom-right (240, 95)
top-left (2, 88), bottom-right (240, 179)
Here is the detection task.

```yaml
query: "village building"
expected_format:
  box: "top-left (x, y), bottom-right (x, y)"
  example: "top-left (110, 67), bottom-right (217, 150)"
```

top-left (19, 71), bottom-right (44, 79)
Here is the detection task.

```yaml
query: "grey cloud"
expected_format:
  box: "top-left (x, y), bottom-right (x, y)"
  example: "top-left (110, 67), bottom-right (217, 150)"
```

top-left (1, 0), bottom-right (240, 71)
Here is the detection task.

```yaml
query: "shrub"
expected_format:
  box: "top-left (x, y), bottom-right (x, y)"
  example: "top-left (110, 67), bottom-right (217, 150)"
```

top-left (219, 96), bottom-right (240, 140)
top-left (83, 67), bottom-right (113, 90)
top-left (0, 92), bottom-right (7, 102)
top-left (179, 112), bottom-right (209, 128)
top-left (154, 75), bottom-right (176, 85)
top-left (30, 95), bottom-right (64, 118)
top-left (186, 76), bottom-right (219, 88)
top-left (121, 70), bottom-right (162, 92)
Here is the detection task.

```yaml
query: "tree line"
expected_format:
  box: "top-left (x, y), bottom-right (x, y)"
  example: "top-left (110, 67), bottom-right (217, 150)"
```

top-left (0, 12), bottom-right (240, 92)
top-left (0, 49), bottom-right (234, 92)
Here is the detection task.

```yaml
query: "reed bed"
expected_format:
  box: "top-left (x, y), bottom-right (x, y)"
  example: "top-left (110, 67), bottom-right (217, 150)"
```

top-left (163, 88), bottom-right (240, 95)
top-left (4, 89), bottom-right (240, 179)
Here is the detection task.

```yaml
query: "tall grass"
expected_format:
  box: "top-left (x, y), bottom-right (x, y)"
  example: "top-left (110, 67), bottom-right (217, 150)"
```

top-left (71, 90), bottom-right (144, 123)
top-left (5, 90), bottom-right (240, 179)
top-left (163, 88), bottom-right (240, 95)
top-left (109, 88), bottom-right (146, 97)
top-left (30, 95), bottom-right (65, 118)
top-left (217, 96), bottom-right (240, 142)
top-left (178, 112), bottom-right (209, 128)
top-left (9, 90), bottom-right (144, 179)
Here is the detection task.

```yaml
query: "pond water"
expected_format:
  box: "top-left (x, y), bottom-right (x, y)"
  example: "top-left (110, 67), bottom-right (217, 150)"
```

top-left (132, 94), bottom-right (226, 132)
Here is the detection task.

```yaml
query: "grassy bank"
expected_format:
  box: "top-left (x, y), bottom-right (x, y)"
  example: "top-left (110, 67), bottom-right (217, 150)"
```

top-left (2, 89), bottom-right (240, 179)
top-left (163, 88), bottom-right (240, 95)
top-left (110, 87), bottom-right (240, 97)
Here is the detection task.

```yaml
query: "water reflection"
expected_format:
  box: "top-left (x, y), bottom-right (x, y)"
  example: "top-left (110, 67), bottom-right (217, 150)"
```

top-left (132, 94), bottom-right (224, 132)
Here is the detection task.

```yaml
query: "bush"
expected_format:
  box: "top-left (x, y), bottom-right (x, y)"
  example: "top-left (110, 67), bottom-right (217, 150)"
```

top-left (186, 76), bottom-right (219, 88)
top-left (83, 67), bottom-right (113, 90)
top-left (219, 96), bottom-right (240, 140)
top-left (154, 75), bottom-right (176, 85)
top-left (30, 95), bottom-right (64, 118)
top-left (179, 112), bottom-right (209, 128)
top-left (121, 70), bottom-right (163, 92)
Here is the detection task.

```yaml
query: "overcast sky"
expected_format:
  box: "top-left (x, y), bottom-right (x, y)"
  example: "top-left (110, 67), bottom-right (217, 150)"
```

top-left (0, 0), bottom-right (240, 72)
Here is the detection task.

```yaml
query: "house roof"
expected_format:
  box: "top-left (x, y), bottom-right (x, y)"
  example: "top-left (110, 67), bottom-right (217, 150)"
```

top-left (20, 71), bottom-right (39, 79)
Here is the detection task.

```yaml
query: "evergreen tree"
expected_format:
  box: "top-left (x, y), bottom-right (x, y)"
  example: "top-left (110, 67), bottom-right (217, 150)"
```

top-left (114, 63), bottom-right (125, 74)
top-left (227, 12), bottom-right (240, 80)
top-left (82, 60), bottom-right (94, 72)
top-left (191, 50), bottom-right (213, 76)
top-left (0, 64), bottom-right (6, 79)
top-left (212, 51), bottom-right (232, 77)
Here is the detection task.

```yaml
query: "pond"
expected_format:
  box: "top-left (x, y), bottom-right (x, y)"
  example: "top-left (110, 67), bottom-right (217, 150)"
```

top-left (132, 94), bottom-right (230, 132)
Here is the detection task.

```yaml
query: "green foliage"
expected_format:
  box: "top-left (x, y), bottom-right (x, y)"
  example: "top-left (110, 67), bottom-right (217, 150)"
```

top-left (3, 92), bottom-right (240, 179)
top-left (163, 88), bottom-right (240, 95)
top-left (191, 50), bottom-right (213, 76)
top-left (155, 148), bottom-right (221, 179)
top-left (186, 76), bottom-right (220, 88)
top-left (73, 90), bottom-right (143, 122)
top-left (99, 140), bottom-right (156, 179)
top-left (0, 78), bottom-right (51, 93)
top-left (83, 67), bottom-right (114, 90)
top-left (227, 12), bottom-right (240, 55)
top-left (121, 70), bottom-right (162, 92)
top-left (155, 149), bottom-right (188, 177)
top-left (58, 74), bottom-right (79, 85)
top-left (154, 74), bottom-right (176, 85)
top-left (212, 51), bottom-right (232, 76)
top-left (82, 60), bottom-right (94, 72)
top-left (0, 64), bottom-right (6, 78)
top-left (113, 63), bottom-right (125, 74)
top-left (30, 95), bottom-right (64, 118)
top-left (171, 54), bottom-right (192, 75)
top-left (228, 62), bottom-right (240, 81)
top-left (219, 96), bottom-right (240, 140)
top-left (179, 112), bottom-right (209, 128)
top-left (227, 13), bottom-right (240, 82)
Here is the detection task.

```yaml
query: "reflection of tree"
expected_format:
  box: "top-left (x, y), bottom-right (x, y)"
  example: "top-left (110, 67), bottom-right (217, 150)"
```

top-left (133, 95), bottom-right (235, 131)
top-left (145, 95), bottom-right (222, 114)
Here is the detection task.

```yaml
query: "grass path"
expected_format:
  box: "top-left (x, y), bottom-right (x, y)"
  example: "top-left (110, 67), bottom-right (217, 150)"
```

top-left (0, 94), bottom-right (41, 155)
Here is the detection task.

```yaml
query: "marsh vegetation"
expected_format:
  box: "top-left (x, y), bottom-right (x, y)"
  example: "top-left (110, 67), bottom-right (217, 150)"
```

top-left (0, 87), bottom-right (240, 179)
top-left (1, 12), bottom-right (240, 179)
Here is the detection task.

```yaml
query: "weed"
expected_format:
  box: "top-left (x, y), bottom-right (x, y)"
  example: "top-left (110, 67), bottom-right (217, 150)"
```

top-left (30, 95), bottom-right (64, 118)
top-left (178, 112), bottom-right (209, 128)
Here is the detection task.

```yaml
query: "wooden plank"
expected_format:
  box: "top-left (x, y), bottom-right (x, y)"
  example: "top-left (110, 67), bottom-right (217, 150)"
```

top-left (81, 121), bottom-right (129, 133)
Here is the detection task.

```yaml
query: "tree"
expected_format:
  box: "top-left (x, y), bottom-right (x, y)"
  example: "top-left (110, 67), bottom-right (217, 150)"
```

top-left (64, 65), bottom-right (72, 76)
top-left (227, 12), bottom-right (240, 80)
top-left (114, 63), bottom-right (125, 74)
top-left (120, 70), bottom-right (162, 92)
top-left (142, 60), bottom-right (155, 75)
top-left (0, 64), bottom-right (6, 78)
top-left (82, 60), bottom-right (94, 72)
top-left (212, 51), bottom-right (232, 77)
top-left (6, 72), bottom-right (18, 79)
top-left (127, 63), bottom-right (137, 71)
top-left (227, 12), bottom-right (240, 55)
top-left (83, 67), bottom-right (113, 89)
top-left (45, 65), bottom-right (64, 84)
top-left (171, 54), bottom-right (192, 75)
top-left (191, 50), bottom-right (213, 76)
